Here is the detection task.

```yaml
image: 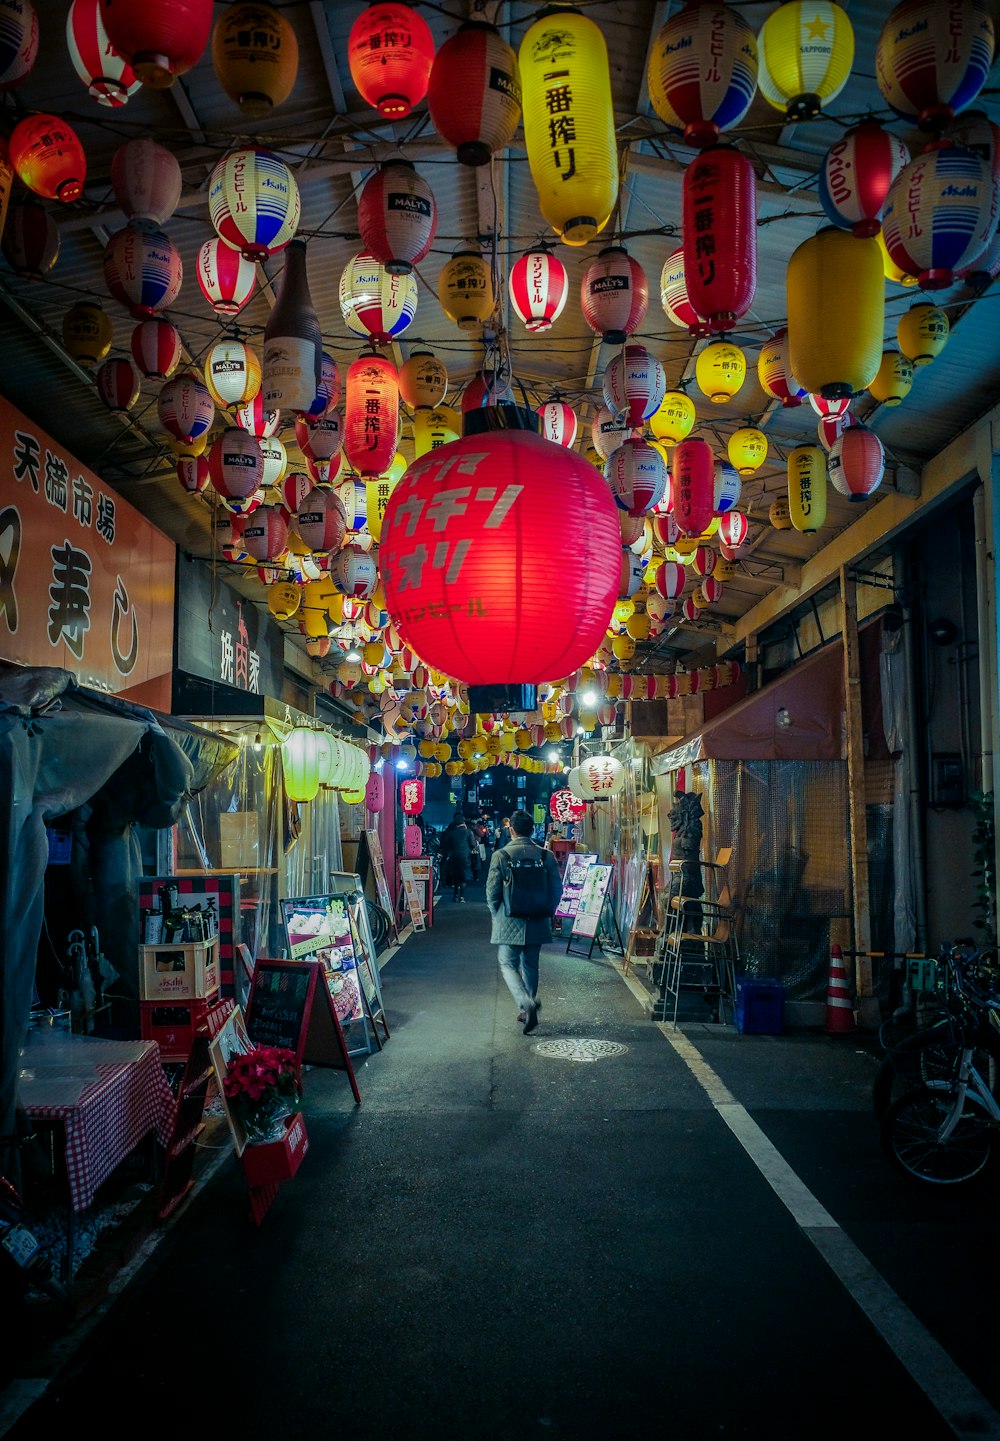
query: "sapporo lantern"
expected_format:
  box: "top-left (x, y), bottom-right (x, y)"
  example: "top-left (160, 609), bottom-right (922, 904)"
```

top-left (340, 253), bottom-right (418, 345)
top-left (868, 350), bottom-right (914, 406)
top-left (519, 7), bottom-right (618, 246)
top-left (208, 147), bottom-right (300, 260)
top-left (581, 245), bottom-right (649, 344)
top-left (379, 425), bottom-right (622, 685)
top-left (400, 349), bottom-right (447, 408)
top-left (8, 113), bottom-right (86, 203)
top-left (348, 2), bottom-right (434, 119)
top-left (828, 425), bottom-right (885, 502)
top-left (98, 0), bottom-right (214, 88)
top-left (786, 228), bottom-right (884, 399)
top-left (212, 0), bottom-right (298, 117)
top-left (67, 0), bottom-right (140, 107)
top-left (427, 20), bottom-right (522, 167)
top-left (897, 302), bottom-right (950, 366)
top-left (647, 0), bottom-right (758, 149)
top-left (508, 246), bottom-right (568, 333)
top-left (875, 0), bottom-right (995, 133)
top-left (787, 445), bottom-right (827, 533)
top-left (695, 340), bottom-right (746, 404)
top-left (756, 0), bottom-right (854, 121)
top-left (881, 144), bottom-right (996, 290)
top-left (103, 221), bottom-right (183, 319)
top-left (683, 145), bottom-right (757, 333)
top-left (344, 354), bottom-right (399, 479)
top-left (728, 427), bottom-right (767, 475)
top-left (602, 343), bottom-right (665, 428)
top-left (437, 248), bottom-right (494, 332)
top-left (195, 237), bottom-right (256, 315)
top-left (357, 158), bottom-right (437, 276)
top-left (818, 121), bottom-right (910, 238)
top-left (672, 437), bottom-right (716, 537)
top-left (757, 327), bottom-right (806, 407)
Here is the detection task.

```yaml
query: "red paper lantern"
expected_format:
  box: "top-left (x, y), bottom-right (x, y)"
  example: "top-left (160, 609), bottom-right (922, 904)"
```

top-left (817, 408), bottom-right (859, 452)
top-left (379, 425), bottom-right (622, 684)
top-left (819, 120), bottom-right (910, 238)
top-left (8, 113), bottom-right (86, 203)
top-left (343, 353), bottom-right (399, 478)
top-left (682, 597), bottom-right (700, 622)
top-left (195, 237), bottom-right (256, 315)
top-left (400, 777), bottom-right (425, 815)
top-left (295, 488), bottom-right (348, 555)
top-left (655, 561), bottom-right (686, 600)
top-left (536, 400), bottom-right (577, 449)
top-left (209, 427), bottom-right (264, 502)
top-left (550, 788), bottom-right (586, 823)
top-left (701, 575), bottom-right (724, 603)
top-left (0, 199), bottom-right (58, 279)
top-left (348, 2), bottom-right (434, 119)
top-left (131, 317), bottom-right (181, 380)
top-left (427, 20), bottom-right (522, 166)
top-left (95, 357), bottom-right (140, 413)
top-left (176, 453), bottom-right (209, 494)
top-left (692, 544), bottom-right (716, 577)
top-left (98, 0), bottom-right (215, 88)
top-left (294, 412), bottom-right (343, 488)
top-left (828, 424), bottom-right (885, 502)
top-left (508, 246), bottom-right (568, 333)
top-left (235, 391), bottom-right (280, 439)
top-left (67, 0), bottom-right (140, 107)
top-left (683, 144), bottom-right (757, 333)
top-left (581, 245), bottom-right (649, 344)
top-left (672, 438), bottom-right (716, 537)
top-left (357, 158), bottom-right (437, 275)
top-left (240, 505), bottom-right (289, 562)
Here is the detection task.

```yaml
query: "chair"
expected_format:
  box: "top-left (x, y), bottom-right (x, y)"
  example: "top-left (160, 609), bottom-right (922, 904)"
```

top-left (656, 850), bottom-right (739, 1028)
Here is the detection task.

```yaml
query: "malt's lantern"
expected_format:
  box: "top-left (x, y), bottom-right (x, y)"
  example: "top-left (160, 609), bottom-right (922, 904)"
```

top-left (581, 246), bottom-right (648, 344)
top-left (357, 158), bottom-right (437, 276)
top-left (208, 427), bottom-right (264, 503)
top-left (204, 338), bottom-right (262, 410)
top-left (427, 20), bottom-right (521, 167)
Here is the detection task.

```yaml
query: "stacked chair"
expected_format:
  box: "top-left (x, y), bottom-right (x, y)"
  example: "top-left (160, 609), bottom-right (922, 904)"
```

top-left (653, 847), bottom-right (740, 1028)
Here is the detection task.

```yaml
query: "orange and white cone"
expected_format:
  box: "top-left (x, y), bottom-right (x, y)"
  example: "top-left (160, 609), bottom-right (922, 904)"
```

top-left (824, 943), bottom-right (856, 1034)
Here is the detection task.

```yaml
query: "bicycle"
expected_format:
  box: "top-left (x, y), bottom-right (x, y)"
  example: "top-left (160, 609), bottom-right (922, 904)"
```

top-left (879, 969), bottom-right (1000, 1185)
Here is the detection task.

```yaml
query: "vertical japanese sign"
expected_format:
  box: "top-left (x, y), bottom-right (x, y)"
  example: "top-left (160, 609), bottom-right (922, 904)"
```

top-left (0, 395), bottom-right (174, 708)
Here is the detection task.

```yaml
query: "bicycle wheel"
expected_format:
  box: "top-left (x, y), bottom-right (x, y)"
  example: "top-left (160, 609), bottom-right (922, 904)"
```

top-left (880, 1087), bottom-right (996, 1185)
top-left (364, 899), bottom-right (391, 951)
top-left (872, 1019), bottom-right (1000, 1122)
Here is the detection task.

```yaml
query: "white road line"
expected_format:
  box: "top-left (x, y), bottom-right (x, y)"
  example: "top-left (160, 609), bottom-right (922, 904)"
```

top-left (661, 1025), bottom-right (1000, 1441)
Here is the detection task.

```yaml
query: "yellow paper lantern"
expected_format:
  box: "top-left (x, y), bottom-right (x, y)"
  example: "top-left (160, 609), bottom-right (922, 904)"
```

top-left (626, 611), bottom-right (651, 641)
top-left (713, 557), bottom-right (737, 583)
top-left (212, 1), bottom-right (299, 117)
top-left (412, 405), bottom-right (461, 458)
top-left (399, 348), bottom-right (448, 409)
top-left (786, 228), bottom-right (883, 400)
top-left (769, 494), bottom-right (792, 530)
top-left (650, 390), bottom-right (696, 443)
top-left (695, 341), bottom-right (746, 404)
top-left (897, 304), bottom-right (949, 367)
top-left (727, 427), bottom-right (768, 475)
top-left (756, 0), bottom-right (854, 121)
top-left (787, 445), bottom-right (827, 533)
top-left (435, 743), bottom-right (451, 763)
top-left (437, 249), bottom-right (494, 331)
top-left (611, 634), bottom-right (636, 661)
top-left (519, 8), bottom-right (618, 247)
top-left (876, 227), bottom-right (918, 288)
top-left (63, 301), bottom-right (113, 367)
top-left (282, 726), bottom-right (321, 802)
top-left (868, 351), bottom-right (914, 407)
top-left (613, 598), bottom-right (635, 625)
top-left (267, 581), bottom-right (301, 621)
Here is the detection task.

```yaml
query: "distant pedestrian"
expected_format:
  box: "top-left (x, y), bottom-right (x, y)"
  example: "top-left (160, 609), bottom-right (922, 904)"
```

top-left (486, 809), bottom-right (562, 1034)
top-left (441, 814), bottom-right (477, 902)
top-left (494, 816), bottom-right (511, 852)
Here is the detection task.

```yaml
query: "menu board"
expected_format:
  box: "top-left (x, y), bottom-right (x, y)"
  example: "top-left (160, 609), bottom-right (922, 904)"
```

top-left (554, 853), bottom-right (598, 921)
top-left (280, 894), bottom-right (364, 1029)
top-left (363, 828), bottom-right (395, 922)
top-left (570, 864), bottom-right (614, 939)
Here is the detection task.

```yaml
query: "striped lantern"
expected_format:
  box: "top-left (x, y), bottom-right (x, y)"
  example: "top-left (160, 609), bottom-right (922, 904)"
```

top-left (427, 20), bottom-right (521, 167)
top-left (727, 427), bottom-right (767, 475)
top-left (581, 246), bottom-right (648, 344)
top-left (240, 505), bottom-right (289, 561)
top-left (195, 237), bottom-right (256, 315)
top-left (897, 302), bottom-right (950, 365)
top-left (876, 0), bottom-right (995, 132)
top-left (508, 247), bottom-right (568, 333)
top-left (713, 459), bottom-right (741, 514)
top-left (681, 597), bottom-right (701, 622)
top-left (332, 544), bottom-right (378, 601)
top-left (672, 438), bottom-right (716, 537)
top-left (130, 317), bottom-right (181, 380)
top-left (103, 221), bottom-right (183, 319)
top-left (650, 391), bottom-right (696, 444)
top-left (948, 109), bottom-right (1000, 234)
top-left (176, 453), bottom-right (209, 494)
top-left (98, 0), bottom-right (215, 88)
top-left (881, 144), bottom-right (996, 290)
top-left (817, 408), bottom-right (858, 452)
top-left (786, 228), bottom-right (884, 398)
top-left (344, 354), bottom-right (399, 478)
top-left (235, 391), bottom-right (280, 438)
top-left (602, 343), bottom-right (666, 427)
top-left (215, 511), bottom-right (248, 563)
top-left (438, 249), bottom-right (494, 331)
top-left (591, 405), bottom-right (633, 462)
top-left (653, 513), bottom-right (680, 548)
top-left (756, 0), bottom-right (854, 121)
top-left (204, 338), bottom-right (262, 410)
top-left (787, 445), bottom-right (827, 532)
top-left (877, 226), bottom-right (919, 288)
top-left (604, 439), bottom-right (667, 516)
top-left (67, 0), bottom-right (140, 107)
top-left (537, 401), bottom-right (577, 449)
top-left (646, 0), bottom-right (758, 149)
top-left (758, 327), bottom-right (806, 407)
top-left (95, 357), bottom-right (140, 413)
top-left (828, 425), bottom-right (885, 502)
top-left (519, 8), bottom-right (618, 247)
top-left (110, 137), bottom-right (181, 225)
top-left (335, 476), bottom-right (368, 531)
top-left (208, 427), bottom-right (264, 502)
top-left (695, 340), bottom-right (746, 404)
top-left (701, 576), bottom-right (724, 604)
top-left (295, 487), bottom-right (348, 555)
top-left (818, 121), bottom-right (910, 238)
top-left (717, 510), bottom-right (748, 549)
top-left (683, 145), bottom-right (757, 333)
top-left (259, 434), bottom-right (287, 490)
top-left (212, 0), bottom-right (298, 117)
top-left (348, 2), bottom-right (434, 119)
top-left (157, 371), bottom-right (214, 445)
top-left (659, 247), bottom-right (704, 334)
top-left (280, 470), bottom-right (312, 520)
top-left (399, 350), bottom-right (448, 409)
top-left (868, 351), bottom-right (914, 407)
top-left (808, 392), bottom-right (851, 420)
top-left (302, 352), bottom-right (343, 421)
top-left (0, 199), bottom-right (58, 279)
top-left (357, 158), bottom-right (437, 276)
top-left (208, 147), bottom-right (300, 260)
top-left (960, 218), bottom-right (1000, 293)
top-left (340, 253), bottom-right (418, 345)
top-left (8, 113), bottom-right (86, 203)
top-left (692, 544), bottom-right (716, 577)
top-left (295, 412), bottom-right (343, 487)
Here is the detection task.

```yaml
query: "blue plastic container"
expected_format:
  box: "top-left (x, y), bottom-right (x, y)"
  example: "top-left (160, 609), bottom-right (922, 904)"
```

top-left (735, 977), bottom-right (786, 1035)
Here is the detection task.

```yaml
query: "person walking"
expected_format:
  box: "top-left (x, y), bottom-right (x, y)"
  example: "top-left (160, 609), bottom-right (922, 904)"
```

top-left (486, 809), bottom-right (562, 1034)
top-left (493, 816), bottom-right (511, 852)
top-left (441, 813), bottom-right (477, 901)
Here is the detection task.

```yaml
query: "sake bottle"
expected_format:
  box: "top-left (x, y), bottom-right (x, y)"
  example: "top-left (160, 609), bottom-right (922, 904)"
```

top-left (262, 237), bottom-right (322, 413)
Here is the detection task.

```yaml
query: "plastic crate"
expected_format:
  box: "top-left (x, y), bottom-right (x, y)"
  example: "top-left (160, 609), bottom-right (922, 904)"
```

top-left (46, 828), bottom-right (72, 865)
top-left (140, 936), bottom-right (220, 1001)
top-left (905, 958), bottom-right (942, 993)
top-left (735, 977), bottom-right (786, 1035)
top-left (140, 998), bottom-right (215, 1061)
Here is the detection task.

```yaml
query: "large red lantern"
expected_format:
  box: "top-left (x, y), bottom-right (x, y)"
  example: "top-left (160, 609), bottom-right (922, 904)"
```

top-left (683, 145), bottom-right (757, 333)
top-left (646, 1), bottom-right (758, 149)
top-left (131, 317), bottom-right (181, 380)
top-left (208, 427), bottom-right (264, 503)
top-left (508, 247), bottom-right (568, 333)
top-left (8, 113), bottom-right (86, 203)
top-left (195, 237), bottom-right (256, 315)
top-left (400, 777), bottom-right (425, 815)
top-left (819, 121), bottom-right (910, 238)
top-left (536, 400), bottom-right (577, 449)
top-left (672, 438), bottom-right (716, 537)
top-left (581, 246), bottom-right (649, 344)
top-left (0, 199), bottom-right (58, 279)
top-left (95, 357), bottom-right (140, 413)
top-left (828, 425), bottom-right (885, 502)
top-left (348, 2), bottom-right (434, 119)
top-left (110, 136), bottom-right (181, 225)
top-left (98, 0), bottom-right (214, 88)
top-left (240, 505), bottom-right (289, 562)
top-left (103, 222), bottom-right (183, 319)
top-left (427, 20), bottom-right (521, 167)
top-left (344, 354), bottom-right (398, 478)
top-left (357, 158), bottom-right (437, 275)
top-left (550, 788), bottom-right (586, 823)
top-left (379, 424), bottom-right (622, 685)
top-left (67, 0), bottom-right (140, 107)
top-left (602, 343), bottom-right (666, 428)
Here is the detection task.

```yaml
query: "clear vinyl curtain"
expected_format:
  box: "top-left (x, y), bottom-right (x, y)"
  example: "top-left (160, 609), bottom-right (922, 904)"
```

top-left (580, 736), bottom-right (648, 948)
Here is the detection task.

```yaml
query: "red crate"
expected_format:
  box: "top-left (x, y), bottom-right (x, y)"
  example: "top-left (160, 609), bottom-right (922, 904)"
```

top-left (240, 1113), bottom-right (309, 1187)
top-left (140, 997), bottom-right (215, 1062)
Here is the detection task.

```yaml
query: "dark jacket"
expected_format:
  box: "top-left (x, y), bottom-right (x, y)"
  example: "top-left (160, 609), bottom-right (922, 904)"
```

top-left (441, 822), bottom-right (477, 885)
top-left (486, 837), bottom-right (563, 945)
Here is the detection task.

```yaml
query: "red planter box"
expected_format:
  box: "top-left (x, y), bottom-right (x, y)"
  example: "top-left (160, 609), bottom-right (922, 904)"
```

top-left (240, 1113), bottom-right (309, 1187)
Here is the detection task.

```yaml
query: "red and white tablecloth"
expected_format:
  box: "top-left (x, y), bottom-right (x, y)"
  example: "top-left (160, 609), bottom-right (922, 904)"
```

top-left (18, 1035), bottom-right (177, 1212)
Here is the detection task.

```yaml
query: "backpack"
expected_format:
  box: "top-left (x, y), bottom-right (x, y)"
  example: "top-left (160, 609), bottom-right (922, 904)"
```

top-left (500, 852), bottom-right (552, 919)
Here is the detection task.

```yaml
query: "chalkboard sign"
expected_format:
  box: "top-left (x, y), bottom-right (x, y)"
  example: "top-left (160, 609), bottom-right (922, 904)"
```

top-left (246, 959), bottom-right (361, 1103)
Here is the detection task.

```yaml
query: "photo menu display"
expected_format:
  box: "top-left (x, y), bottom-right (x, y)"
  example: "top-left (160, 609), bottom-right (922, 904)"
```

top-left (280, 894), bottom-right (364, 1028)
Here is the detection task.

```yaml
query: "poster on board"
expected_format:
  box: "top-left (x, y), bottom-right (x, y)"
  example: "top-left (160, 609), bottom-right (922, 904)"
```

top-left (280, 894), bottom-right (364, 1030)
top-left (554, 853), bottom-right (598, 921)
top-left (363, 828), bottom-right (395, 924)
top-left (570, 864), bottom-right (613, 940)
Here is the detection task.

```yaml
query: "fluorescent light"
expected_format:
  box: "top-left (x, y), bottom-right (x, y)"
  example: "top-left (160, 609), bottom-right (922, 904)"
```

top-left (345, 648), bottom-right (361, 662)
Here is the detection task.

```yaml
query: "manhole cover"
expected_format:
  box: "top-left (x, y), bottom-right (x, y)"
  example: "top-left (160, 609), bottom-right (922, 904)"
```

top-left (533, 1038), bottom-right (628, 1063)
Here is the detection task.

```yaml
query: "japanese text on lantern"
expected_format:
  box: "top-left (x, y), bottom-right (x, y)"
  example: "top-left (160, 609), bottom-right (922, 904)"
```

top-left (690, 158), bottom-right (720, 288)
top-left (539, 33), bottom-right (579, 183)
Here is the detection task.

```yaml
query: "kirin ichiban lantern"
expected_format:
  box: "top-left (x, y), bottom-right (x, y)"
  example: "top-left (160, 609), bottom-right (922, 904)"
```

top-left (672, 437), bottom-right (716, 537)
top-left (399, 349), bottom-right (448, 409)
top-left (875, 0), bottom-right (995, 133)
top-left (577, 754), bottom-right (625, 799)
top-left (683, 145), bottom-right (757, 333)
top-left (8, 112), bottom-right (86, 203)
top-left (581, 246), bottom-right (649, 345)
top-left (550, 788), bottom-right (586, 824)
top-left (519, 7), bottom-right (618, 246)
top-left (400, 777), bottom-right (425, 815)
top-left (67, 0), bottom-right (140, 107)
top-left (98, 0), bottom-right (215, 88)
top-left (427, 19), bottom-right (522, 166)
top-left (646, 0), bottom-right (759, 149)
top-left (379, 426), bottom-right (622, 685)
top-left (211, 0), bottom-right (299, 117)
top-left (787, 444), bottom-right (828, 533)
top-left (650, 390), bottom-right (696, 444)
top-left (508, 246), bottom-right (568, 333)
top-left (357, 158), bottom-right (437, 275)
top-left (818, 121), bottom-right (910, 238)
top-left (344, 354), bottom-right (399, 478)
top-left (348, 2), bottom-right (435, 118)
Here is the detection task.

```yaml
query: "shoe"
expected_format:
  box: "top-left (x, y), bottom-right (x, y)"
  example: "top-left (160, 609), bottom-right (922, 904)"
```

top-left (460, 897), bottom-right (466, 903)
top-left (517, 1011), bottom-right (526, 1023)
top-left (523, 1003), bottom-right (539, 1035)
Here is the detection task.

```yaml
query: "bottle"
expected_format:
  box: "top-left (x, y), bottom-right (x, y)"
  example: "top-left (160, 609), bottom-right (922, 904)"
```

top-left (262, 237), bottom-right (322, 413)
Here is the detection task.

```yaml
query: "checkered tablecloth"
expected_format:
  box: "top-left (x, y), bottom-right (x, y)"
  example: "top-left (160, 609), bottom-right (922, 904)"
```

top-left (18, 1036), bottom-right (177, 1212)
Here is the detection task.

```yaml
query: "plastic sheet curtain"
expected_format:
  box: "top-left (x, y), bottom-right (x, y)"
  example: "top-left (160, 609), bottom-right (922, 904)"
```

top-left (283, 783), bottom-right (344, 900)
top-left (579, 737), bottom-right (647, 946)
top-left (880, 624), bottom-right (917, 957)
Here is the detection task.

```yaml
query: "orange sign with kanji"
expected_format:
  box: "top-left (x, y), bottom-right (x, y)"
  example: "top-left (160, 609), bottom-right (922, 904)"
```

top-left (0, 396), bottom-right (175, 708)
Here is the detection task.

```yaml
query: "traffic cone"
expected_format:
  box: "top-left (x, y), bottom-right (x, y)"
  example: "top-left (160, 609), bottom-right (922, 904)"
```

top-left (824, 943), bottom-right (856, 1034)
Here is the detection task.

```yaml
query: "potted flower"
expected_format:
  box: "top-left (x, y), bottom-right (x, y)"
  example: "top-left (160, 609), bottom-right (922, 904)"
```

top-left (222, 1044), bottom-right (302, 1147)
